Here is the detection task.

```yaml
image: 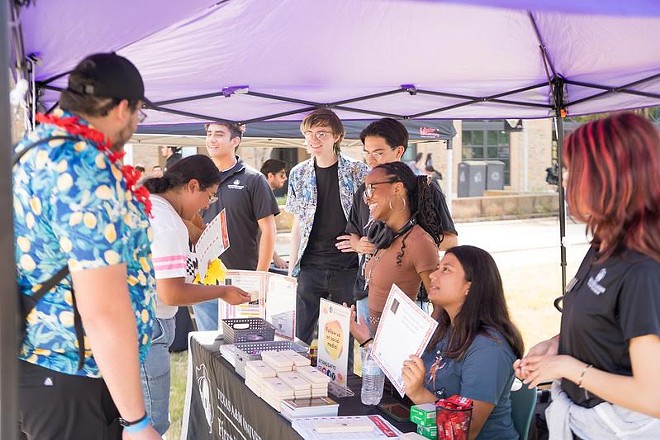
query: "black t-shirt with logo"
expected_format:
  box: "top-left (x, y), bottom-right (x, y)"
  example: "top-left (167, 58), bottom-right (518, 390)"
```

top-left (301, 161), bottom-right (358, 271)
top-left (202, 157), bottom-right (279, 270)
top-left (558, 246), bottom-right (660, 407)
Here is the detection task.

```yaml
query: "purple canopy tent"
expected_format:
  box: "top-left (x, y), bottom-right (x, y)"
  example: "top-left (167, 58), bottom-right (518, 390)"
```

top-left (2, 1), bottom-right (660, 438)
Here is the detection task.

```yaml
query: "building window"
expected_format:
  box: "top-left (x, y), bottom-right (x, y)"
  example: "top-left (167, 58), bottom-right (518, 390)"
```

top-left (462, 121), bottom-right (510, 185)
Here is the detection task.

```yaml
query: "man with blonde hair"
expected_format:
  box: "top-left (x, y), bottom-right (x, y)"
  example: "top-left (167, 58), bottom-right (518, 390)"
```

top-left (286, 108), bottom-right (368, 344)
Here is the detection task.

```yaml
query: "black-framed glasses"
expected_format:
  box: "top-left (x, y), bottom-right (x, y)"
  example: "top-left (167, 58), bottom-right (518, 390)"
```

top-left (302, 130), bottom-right (334, 141)
top-left (138, 109), bottom-right (148, 123)
top-left (363, 178), bottom-right (399, 201)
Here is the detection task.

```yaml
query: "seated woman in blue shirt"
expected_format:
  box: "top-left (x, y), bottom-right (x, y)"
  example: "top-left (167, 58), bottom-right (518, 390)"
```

top-left (402, 245), bottom-right (524, 440)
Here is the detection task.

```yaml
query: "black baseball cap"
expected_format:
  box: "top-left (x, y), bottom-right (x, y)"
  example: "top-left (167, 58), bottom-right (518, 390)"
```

top-left (67, 53), bottom-right (150, 105)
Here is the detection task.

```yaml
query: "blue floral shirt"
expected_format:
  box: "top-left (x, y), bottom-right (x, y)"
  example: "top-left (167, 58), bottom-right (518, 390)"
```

top-left (13, 109), bottom-right (156, 378)
top-left (285, 153), bottom-right (369, 276)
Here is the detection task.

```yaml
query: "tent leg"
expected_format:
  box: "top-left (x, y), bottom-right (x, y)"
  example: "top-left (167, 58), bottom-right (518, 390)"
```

top-left (554, 114), bottom-right (567, 295)
top-left (0, 0), bottom-right (20, 438)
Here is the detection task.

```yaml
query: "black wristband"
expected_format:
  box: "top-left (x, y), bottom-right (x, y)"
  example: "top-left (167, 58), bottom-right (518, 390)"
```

top-left (359, 337), bottom-right (373, 347)
top-left (118, 412), bottom-right (148, 427)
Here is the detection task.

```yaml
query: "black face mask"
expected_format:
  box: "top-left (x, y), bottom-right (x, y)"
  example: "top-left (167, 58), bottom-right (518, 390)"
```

top-left (367, 218), bottom-right (416, 250)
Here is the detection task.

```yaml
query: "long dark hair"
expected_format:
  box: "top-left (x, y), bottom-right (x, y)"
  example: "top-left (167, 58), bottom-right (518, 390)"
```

top-left (427, 245), bottom-right (524, 360)
top-left (143, 154), bottom-right (220, 194)
top-left (564, 112), bottom-right (660, 262)
top-left (373, 162), bottom-right (443, 264)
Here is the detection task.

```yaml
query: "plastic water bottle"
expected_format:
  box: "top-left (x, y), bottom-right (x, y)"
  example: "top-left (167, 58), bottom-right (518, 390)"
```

top-left (361, 347), bottom-right (385, 405)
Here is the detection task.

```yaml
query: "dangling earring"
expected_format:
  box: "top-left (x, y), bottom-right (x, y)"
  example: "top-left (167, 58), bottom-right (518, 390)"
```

top-left (389, 195), bottom-right (406, 213)
top-left (465, 289), bottom-right (469, 296)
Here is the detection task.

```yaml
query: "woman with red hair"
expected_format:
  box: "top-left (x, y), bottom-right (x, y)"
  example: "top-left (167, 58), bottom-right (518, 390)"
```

top-left (515, 113), bottom-right (660, 439)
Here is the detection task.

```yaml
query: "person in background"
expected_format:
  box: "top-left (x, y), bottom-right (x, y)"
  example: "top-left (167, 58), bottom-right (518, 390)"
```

top-left (192, 122), bottom-right (279, 331)
top-left (339, 118), bottom-right (458, 330)
top-left (160, 145), bottom-right (182, 170)
top-left (260, 158), bottom-right (289, 269)
top-left (14, 52), bottom-right (160, 439)
top-left (151, 165), bottom-right (163, 177)
top-left (141, 155), bottom-right (250, 435)
top-left (352, 246), bottom-right (523, 439)
top-left (135, 164), bottom-right (146, 174)
top-left (515, 113), bottom-right (660, 439)
top-left (286, 108), bottom-right (369, 344)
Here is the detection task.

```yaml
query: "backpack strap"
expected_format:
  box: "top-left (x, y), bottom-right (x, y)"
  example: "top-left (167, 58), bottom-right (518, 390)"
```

top-left (15, 134), bottom-right (87, 370)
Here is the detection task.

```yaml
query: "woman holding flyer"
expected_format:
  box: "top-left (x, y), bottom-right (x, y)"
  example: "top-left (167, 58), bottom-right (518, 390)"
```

top-left (515, 113), bottom-right (660, 439)
top-left (359, 161), bottom-right (442, 334)
top-left (401, 245), bottom-right (524, 440)
top-left (141, 155), bottom-right (251, 435)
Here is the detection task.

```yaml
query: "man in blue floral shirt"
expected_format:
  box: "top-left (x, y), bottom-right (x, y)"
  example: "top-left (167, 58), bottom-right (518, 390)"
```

top-left (286, 109), bottom-right (369, 344)
top-left (13, 53), bottom-right (159, 439)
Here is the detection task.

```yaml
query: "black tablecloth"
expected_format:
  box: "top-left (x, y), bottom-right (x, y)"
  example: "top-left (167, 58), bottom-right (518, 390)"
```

top-left (185, 334), bottom-right (416, 439)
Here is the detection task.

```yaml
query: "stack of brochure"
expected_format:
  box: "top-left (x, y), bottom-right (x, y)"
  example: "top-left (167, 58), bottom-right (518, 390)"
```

top-left (261, 377), bottom-right (296, 411)
top-left (291, 415), bottom-right (402, 439)
top-left (295, 365), bottom-right (331, 398)
top-left (244, 360), bottom-right (277, 397)
top-left (280, 397), bottom-right (339, 421)
top-left (220, 344), bottom-right (238, 367)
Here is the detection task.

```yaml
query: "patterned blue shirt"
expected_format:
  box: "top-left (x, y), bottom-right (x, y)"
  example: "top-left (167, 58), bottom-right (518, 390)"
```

top-left (13, 109), bottom-right (156, 377)
top-left (285, 153), bottom-right (369, 276)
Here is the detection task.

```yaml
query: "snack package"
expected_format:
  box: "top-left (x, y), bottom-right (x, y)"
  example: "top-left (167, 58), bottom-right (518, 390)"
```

top-left (435, 395), bottom-right (473, 440)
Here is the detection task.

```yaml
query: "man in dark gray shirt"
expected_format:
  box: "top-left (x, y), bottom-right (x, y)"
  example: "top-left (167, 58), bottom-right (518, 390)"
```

top-left (193, 122), bottom-right (279, 331)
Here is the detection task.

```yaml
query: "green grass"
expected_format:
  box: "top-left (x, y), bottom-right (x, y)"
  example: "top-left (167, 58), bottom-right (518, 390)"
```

top-left (168, 352), bottom-right (188, 440)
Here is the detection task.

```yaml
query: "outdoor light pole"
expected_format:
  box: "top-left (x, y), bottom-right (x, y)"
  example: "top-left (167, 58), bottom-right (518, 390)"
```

top-left (0, 0), bottom-right (19, 438)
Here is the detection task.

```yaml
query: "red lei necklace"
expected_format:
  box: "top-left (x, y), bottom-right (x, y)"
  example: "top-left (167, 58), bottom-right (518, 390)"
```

top-left (36, 112), bottom-right (152, 216)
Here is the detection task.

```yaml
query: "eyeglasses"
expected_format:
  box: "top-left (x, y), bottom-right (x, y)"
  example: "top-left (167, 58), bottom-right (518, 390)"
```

top-left (207, 191), bottom-right (218, 204)
top-left (138, 109), bottom-right (148, 123)
top-left (302, 130), bottom-right (334, 141)
top-left (363, 150), bottom-right (385, 161)
top-left (363, 178), bottom-right (400, 201)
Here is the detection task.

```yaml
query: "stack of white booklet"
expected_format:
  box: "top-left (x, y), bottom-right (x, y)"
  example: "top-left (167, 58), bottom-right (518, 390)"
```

top-left (295, 366), bottom-right (331, 398)
top-left (244, 360), bottom-right (277, 397)
top-left (280, 397), bottom-right (339, 421)
top-left (261, 350), bottom-right (295, 372)
top-left (291, 415), bottom-right (402, 439)
top-left (261, 377), bottom-right (296, 411)
top-left (244, 352), bottom-right (331, 412)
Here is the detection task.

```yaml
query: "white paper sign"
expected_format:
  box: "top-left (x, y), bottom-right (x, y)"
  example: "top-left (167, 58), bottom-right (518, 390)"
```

top-left (265, 273), bottom-right (297, 339)
top-left (371, 284), bottom-right (438, 397)
top-left (220, 270), bottom-right (267, 320)
top-left (317, 299), bottom-right (351, 387)
top-left (217, 271), bottom-right (297, 338)
top-left (196, 209), bottom-right (230, 280)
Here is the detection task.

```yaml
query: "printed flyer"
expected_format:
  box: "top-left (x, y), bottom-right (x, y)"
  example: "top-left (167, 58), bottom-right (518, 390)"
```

top-left (316, 299), bottom-right (350, 388)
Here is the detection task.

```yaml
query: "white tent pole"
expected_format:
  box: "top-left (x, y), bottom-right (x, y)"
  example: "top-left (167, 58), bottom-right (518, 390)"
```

top-left (446, 138), bottom-right (453, 214)
top-left (523, 120), bottom-right (529, 192)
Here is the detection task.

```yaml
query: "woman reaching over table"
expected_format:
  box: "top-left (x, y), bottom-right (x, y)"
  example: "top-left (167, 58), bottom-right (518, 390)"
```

top-left (514, 113), bottom-right (660, 439)
top-left (395, 245), bottom-right (524, 440)
top-left (141, 155), bottom-right (251, 436)
top-left (359, 161), bottom-right (443, 334)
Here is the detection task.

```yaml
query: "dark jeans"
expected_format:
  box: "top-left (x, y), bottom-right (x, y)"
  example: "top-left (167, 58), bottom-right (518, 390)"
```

top-left (18, 360), bottom-right (121, 440)
top-left (296, 266), bottom-right (357, 345)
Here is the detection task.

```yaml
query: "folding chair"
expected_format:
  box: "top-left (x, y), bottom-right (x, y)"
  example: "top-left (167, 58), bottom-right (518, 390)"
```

top-left (510, 378), bottom-right (537, 440)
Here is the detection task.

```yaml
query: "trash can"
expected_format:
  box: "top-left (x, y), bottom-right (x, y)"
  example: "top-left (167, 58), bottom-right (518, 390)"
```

top-left (457, 161), bottom-right (486, 197)
top-left (485, 160), bottom-right (505, 190)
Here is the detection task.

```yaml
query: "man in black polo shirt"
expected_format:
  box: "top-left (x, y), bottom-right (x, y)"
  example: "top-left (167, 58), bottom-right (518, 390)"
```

top-left (192, 122), bottom-right (279, 331)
